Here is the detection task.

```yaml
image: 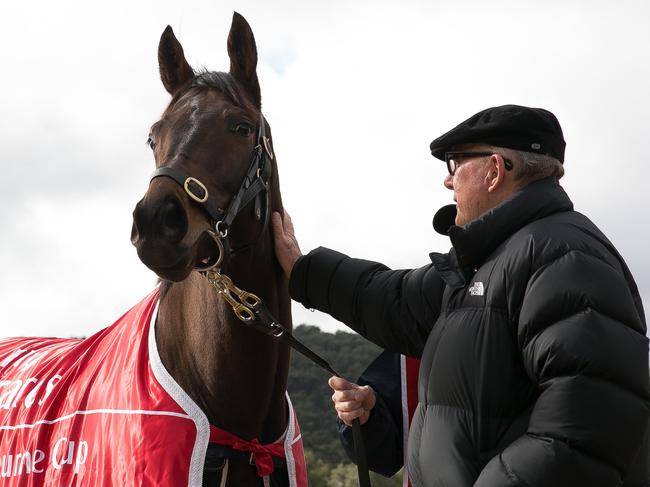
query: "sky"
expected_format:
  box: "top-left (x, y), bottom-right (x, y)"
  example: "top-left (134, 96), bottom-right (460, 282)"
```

top-left (0, 0), bottom-right (648, 338)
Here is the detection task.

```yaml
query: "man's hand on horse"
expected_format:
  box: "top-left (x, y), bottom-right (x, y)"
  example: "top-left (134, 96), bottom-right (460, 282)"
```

top-left (271, 211), bottom-right (302, 279)
top-left (328, 376), bottom-right (377, 426)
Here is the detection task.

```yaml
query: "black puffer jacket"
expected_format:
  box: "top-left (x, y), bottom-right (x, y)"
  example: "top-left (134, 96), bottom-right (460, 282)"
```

top-left (289, 178), bottom-right (649, 486)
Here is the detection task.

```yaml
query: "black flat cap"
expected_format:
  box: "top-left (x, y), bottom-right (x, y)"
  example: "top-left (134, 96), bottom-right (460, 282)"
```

top-left (430, 104), bottom-right (566, 163)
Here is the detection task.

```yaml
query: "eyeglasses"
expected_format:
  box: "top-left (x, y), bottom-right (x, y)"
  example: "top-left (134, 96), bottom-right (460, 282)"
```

top-left (444, 151), bottom-right (513, 176)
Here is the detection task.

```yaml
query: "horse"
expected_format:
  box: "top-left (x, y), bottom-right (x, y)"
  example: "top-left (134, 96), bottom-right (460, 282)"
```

top-left (130, 12), bottom-right (294, 486)
top-left (0, 12), bottom-right (295, 487)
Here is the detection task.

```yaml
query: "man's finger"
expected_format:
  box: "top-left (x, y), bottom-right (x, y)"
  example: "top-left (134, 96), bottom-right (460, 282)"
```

top-left (271, 211), bottom-right (284, 237)
top-left (282, 210), bottom-right (295, 235)
top-left (332, 389), bottom-right (360, 404)
top-left (334, 400), bottom-right (363, 413)
top-left (358, 385), bottom-right (376, 408)
top-left (339, 408), bottom-right (371, 426)
top-left (328, 375), bottom-right (356, 391)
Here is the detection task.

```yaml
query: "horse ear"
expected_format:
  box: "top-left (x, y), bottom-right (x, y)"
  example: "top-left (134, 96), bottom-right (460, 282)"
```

top-left (227, 12), bottom-right (261, 108)
top-left (158, 26), bottom-right (194, 95)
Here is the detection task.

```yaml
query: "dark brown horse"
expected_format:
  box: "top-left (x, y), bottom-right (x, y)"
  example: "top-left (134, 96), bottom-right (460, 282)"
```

top-left (130, 13), bottom-right (292, 486)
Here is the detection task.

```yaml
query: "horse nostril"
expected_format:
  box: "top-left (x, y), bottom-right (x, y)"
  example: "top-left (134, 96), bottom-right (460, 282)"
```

top-left (158, 197), bottom-right (188, 243)
top-left (131, 199), bottom-right (147, 245)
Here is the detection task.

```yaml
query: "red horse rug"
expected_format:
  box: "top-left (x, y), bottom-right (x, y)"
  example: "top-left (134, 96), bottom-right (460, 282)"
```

top-left (0, 288), bottom-right (306, 486)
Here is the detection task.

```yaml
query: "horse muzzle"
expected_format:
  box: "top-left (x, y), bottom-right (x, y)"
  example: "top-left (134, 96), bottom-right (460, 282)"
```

top-left (131, 189), bottom-right (225, 281)
top-left (131, 190), bottom-right (192, 280)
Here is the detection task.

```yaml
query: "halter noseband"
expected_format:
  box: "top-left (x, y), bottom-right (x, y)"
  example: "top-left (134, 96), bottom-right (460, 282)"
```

top-left (149, 116), bottom-right (274, 266)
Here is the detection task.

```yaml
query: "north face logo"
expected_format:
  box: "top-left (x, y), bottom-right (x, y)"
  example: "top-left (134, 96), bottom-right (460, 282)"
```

top-left (469, 282), bottom-right (484, 296)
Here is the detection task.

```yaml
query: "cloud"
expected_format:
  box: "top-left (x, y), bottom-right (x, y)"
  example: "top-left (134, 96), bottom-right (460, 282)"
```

top-left (0, 0), bottom-right (648, 337)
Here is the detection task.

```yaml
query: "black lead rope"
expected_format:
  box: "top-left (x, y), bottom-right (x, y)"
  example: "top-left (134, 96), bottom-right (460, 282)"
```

top-left (250, 301), bottom-right (372, 487)
top-left (351, 421), bottom-right (371, 487)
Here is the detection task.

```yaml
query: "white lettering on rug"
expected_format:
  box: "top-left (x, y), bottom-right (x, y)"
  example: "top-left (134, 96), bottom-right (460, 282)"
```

top-left (0, 375), bottom-right (63, 410)
top-left (0, 437), bottom-right (89, 479)
top-left (0, 347), bottom-right (63, 410)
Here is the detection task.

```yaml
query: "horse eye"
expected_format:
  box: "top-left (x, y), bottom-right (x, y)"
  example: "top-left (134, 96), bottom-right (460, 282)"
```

top-left (146, 136), bottom-right (156, 150)
top-left (234, 124), bottom-right (253, 137)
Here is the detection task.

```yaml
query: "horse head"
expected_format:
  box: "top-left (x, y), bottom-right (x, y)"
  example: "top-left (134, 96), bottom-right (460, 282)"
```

top-left (130, 14), bottom-right (293, 485)
top-left (131, 12), bottom-right (278, 282)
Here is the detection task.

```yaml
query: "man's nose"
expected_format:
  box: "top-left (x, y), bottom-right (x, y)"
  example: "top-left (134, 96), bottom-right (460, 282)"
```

top-left (444, 174), bottom-right (454, 189)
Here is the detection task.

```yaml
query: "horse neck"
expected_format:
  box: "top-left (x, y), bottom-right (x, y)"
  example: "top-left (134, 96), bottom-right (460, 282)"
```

top-left (155, 227), bottom-right (291, 443)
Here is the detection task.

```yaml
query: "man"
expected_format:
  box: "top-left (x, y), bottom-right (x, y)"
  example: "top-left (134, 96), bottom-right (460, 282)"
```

top-left (272, 105), bottom-right (649, 486)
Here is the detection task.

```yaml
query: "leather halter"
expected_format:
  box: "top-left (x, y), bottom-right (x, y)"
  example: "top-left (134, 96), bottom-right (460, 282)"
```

top-left (149, 116), bottom-right (274, 241)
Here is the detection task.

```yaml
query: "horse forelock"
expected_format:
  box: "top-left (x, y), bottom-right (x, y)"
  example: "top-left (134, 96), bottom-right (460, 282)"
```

top-left (167, 70), bottom-right (258, 114)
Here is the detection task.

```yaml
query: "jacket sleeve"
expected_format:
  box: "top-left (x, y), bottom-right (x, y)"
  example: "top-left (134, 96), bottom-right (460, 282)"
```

top-left (289, 247), bottom-right (446, 356)
top-left (337, 351), bottom-right (404, 477)
top-left (475, 250), bottom-right (650, 487)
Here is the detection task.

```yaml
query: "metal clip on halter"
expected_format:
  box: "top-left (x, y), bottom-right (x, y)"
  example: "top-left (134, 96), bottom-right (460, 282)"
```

top-left (215, 221), bottom-right (229, 239)
top-left (204, 271), bottom-right (262, 323)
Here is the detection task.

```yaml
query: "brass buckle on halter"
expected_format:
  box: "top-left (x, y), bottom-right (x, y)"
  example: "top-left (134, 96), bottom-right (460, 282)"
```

top-left (184, 177), bottom-right (209, 203)
top-left (262, 136), bottom-right (274, 160)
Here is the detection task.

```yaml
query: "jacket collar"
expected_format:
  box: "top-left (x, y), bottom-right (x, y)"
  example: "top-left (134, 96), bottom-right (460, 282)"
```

top-left (432, 177), bottom-right (574, 271)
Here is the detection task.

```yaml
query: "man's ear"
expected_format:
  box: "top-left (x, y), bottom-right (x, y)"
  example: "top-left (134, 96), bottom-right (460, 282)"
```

top-left (486, 154), bottom-right (507, 193)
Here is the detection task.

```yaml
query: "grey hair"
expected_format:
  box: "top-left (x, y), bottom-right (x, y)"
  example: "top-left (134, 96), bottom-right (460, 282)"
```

top-left (490, 146), bottom-right (564, 185)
